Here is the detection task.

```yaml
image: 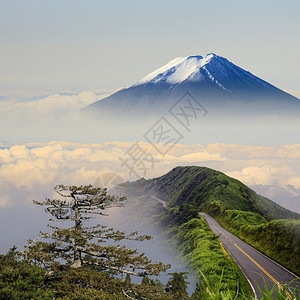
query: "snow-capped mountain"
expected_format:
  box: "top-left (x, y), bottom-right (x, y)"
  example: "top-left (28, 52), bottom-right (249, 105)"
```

top-left (86, 53), bottom-right (298, 115)
top-left (134, 54), bottom-right (219, 85)
top-left (134, 53), bottom-right (279, 93)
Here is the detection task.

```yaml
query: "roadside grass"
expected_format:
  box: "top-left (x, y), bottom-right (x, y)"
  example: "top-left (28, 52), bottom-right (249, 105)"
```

top-left (127, 167), bottom-right (300, 276)
top-left (256, 280), bottom-right (299, 300)
top-left (124, 195), bottom-right (300, 299)
top-left (169, 217), bottom-right (254, 299)
top-left (195, 268), bottom-right (299, 300)
top-left (123, 194), bottom-right (255, 298)
top-left (215, 210), bottom-right (300, 276)
top-left (126, 167), bottom-right (300, 298)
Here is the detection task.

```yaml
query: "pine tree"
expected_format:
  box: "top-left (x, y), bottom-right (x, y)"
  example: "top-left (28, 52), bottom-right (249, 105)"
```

top-left (24, 184), bottom-right (169, 278)
top-left (166, 272), bottom-right (189, 299)
top-left (125, 273), bottom-right (131, 284)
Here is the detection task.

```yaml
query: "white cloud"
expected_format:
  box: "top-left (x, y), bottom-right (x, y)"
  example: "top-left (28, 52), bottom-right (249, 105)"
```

top-left (0, 92), bottom-right (98, 120)
top-left (0, 89), bottom-right (117, 145)
top-left (0, 141), bottom-right (300, 214)
top-left (226, 167), bottom-right (274, 186)
top-left (285, 177), bottom-right (300, 189)
top-left (180, 151), bottom-right (225, 162)
top-left (252, 184), bottom-right (300, 213)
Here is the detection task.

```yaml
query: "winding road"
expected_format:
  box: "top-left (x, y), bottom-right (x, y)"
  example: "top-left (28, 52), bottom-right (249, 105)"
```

top-left (199, 213), bottom-right (300, 298)
top-left (151, 196), bottom-right (167, 208)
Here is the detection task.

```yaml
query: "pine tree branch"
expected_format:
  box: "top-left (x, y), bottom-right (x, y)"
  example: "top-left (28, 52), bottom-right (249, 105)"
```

top-left (80, 210), bottom-right (109, 216)
top-left (82, 259), bottom-right (147, 277)
top-left (48, 218), bottom-right (76, 222)
top-left (76, 246), bottom-right (108, 258)
top-left (53, 190), bottom-right (71, 198)
top-left (122, 290), bottom-right (147, 300)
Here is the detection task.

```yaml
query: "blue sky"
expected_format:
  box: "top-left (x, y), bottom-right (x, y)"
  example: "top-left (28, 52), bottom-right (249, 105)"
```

top-left (0, 0), bottom-right (299, 94)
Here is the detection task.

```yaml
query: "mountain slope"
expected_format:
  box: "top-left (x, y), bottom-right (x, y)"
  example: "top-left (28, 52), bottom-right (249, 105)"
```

top-left (128, 166), bottom-right (300, 221)
top-left (127, 166), bottom-right (300, 275)
top-left (86, 53), bottom-right (299, 115)
top-left (134, 54), bottom-right (292, 98)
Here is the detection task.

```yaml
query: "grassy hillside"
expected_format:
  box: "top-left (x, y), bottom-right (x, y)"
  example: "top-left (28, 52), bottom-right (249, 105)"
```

top-left (127, 166), bottom-right (300, 276)
top-left (128, 166), bottom-right (300, 221)
top-left (126, 194), bottom-right (254, 298)
top-left (218, 211), bottom-right (300, 274)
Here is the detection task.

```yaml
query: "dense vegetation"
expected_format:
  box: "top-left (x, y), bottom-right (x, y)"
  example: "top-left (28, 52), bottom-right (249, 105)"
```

top-left (2, 168), bottom-right (299, 299)
top-left (128, 166), bottom-right (299, 221)
top-left (0, 247), bottom-right (53, 300)
top-left (126, 166), bottom-right (300, 294)
top-left (25, 185), bottom-right (168, 277)
top-left (0, 246), bottom-right (194, 299)
top-left (218, 210), bottom-right (300, 274)
top-left (2, 183), bottom-right (242, 299)
top-left (3, 245), bottom-right (297, 300)
top-left (171, 217), bottom-right (252, 297)
top-left (0, 185), bottom-right (196, 299)
top-left (126, 193), bottom-right (253, 298)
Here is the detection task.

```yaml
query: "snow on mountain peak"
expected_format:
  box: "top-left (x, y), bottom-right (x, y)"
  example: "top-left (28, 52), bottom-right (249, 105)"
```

top-left (88, 52), bottom-right (299, 114)
top-left (135, 53), bottom-right (218, 85)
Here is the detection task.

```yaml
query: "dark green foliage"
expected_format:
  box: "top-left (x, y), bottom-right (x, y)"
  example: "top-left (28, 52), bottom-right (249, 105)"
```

top-left (224, 210), bottom-right (267, 229)
top-left (166, 272), bottom-right (189, 299)
top-left (0, 247), bottom-right (53, 300)
top-left (15, 184), bottom-right (178, 299)
top-left (125, 273), bottom-right (131, 284)
top-left (256, 280), bottom-right (299, 300)
top-left (126, 166), bottom-right (300, 297)
top-left (127, 166), bottom-right (300, 277)
top-left (0, 248), bottom-right (183, 300)
top-left (48, 267), bottom-right (128, 299)
top-left (25, 185), bottom-right (168, 278)
top-left (173, 218), bottom-right (239, 297)
top-left (162, 203), bottom-right (199, 227)
top-left (220, 212), bottom-right (300, 275)
top-left (125, 197), bottom-right (253, 297)
top-left (141, 276), bottom-right (150, 285)
top-left (128, 166), bottom-right (300, 221)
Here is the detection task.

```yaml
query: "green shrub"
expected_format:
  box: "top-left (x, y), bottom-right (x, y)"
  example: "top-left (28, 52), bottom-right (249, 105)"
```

top-left (0, 247), bottom-right (53, 300)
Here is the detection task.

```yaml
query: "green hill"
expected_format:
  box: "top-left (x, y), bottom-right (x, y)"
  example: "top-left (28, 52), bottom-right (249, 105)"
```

top-left (129, 166), bottom-right (299, 220)
top-left (127, 166), bottom-right (300, 275)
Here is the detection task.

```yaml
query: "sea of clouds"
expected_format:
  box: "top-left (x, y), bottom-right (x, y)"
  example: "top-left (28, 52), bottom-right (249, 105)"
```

top-left (1, 89), bottom-right (300, 211)
top-left (1, 89), bottom-right (300, 254)
top-left (1, 141), bottom-right (300, 212)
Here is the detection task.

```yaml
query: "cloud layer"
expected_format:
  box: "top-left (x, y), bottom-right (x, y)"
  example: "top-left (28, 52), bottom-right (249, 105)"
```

top-left (1, 141), bottom-right (300, 212)
top-left (0, 89), bottom-right (115, 145)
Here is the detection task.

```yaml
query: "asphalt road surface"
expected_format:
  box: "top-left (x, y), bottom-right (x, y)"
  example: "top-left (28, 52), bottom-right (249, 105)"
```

top-left (199, 213), bottom-right (300, 299)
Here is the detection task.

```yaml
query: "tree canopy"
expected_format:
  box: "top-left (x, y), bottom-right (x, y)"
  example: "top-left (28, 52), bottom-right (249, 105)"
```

top-left (24, 184), bottom-right (169, 278)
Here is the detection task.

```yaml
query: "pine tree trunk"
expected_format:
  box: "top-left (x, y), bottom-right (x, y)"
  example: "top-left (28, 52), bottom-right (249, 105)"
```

top-left (71, 195), bottom-right (82, 269)
top-left (71, 247), bottom-right (82, 269)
